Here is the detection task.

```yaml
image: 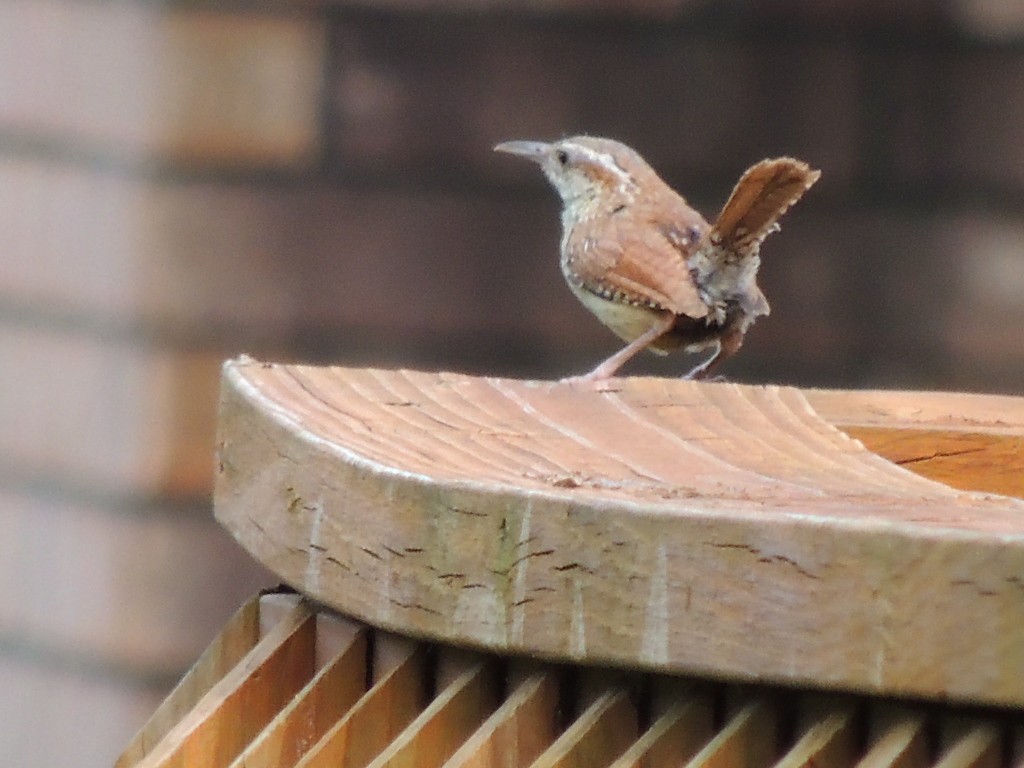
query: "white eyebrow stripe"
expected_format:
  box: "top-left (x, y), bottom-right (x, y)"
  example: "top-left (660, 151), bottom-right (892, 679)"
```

top-left (564, 142), bottom-right (635, 189)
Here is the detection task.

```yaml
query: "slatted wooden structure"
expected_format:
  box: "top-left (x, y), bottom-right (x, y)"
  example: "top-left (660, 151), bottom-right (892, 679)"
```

top-left (118, 359), bottom-right (1024, 768)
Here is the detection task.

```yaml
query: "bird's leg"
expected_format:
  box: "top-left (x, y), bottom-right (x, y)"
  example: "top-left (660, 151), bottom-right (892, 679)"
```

top-left (683, 326), bottom-right (744, 381)
top-left (682, 343), bottom-right (723, 381)
top-left (563, 313), bottom-right (675, 385)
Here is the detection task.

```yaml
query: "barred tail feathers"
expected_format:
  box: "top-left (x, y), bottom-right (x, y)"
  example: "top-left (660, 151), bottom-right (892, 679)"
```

top-left (711, 157), bottom-right (820, 255)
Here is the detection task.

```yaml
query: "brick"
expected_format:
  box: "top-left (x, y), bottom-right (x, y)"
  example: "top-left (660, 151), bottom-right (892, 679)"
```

top-left (0, 156), bottom-right (583, 353)
top-left (945, 49), bottom-right (1024, 189)
top-left (7, 170), bottom-right (1016, 391)
top-left (952, 214), bottom-right (1024, 311)
top-left (748, 210), bottom-right (966, 388)
top-left (0, 651), bottom-right (165, 767)
top-left (17, 155), bottom-right (1011, 390)
top-left (745, 0), bottom-right (943, 26)
top-left (579, 38), bottom-right (861, 188)
top-left (0, 153), bottom-right (887, 383)
top-left (0, 489), bottom-right (268, 673)
top-left (949, 0), bottom-right (1024, 39)
top-left (0, 0), bottom-right (326, 168)
top-left (328, 18), bottom-right (860, 189)
top-left (0, 324), bottom-right (223, 497)
top-left (322, 0), bottom-right (696, 14)
top-left (0, 155), bottom-right (293, 342)
top-left (856, 47), bottom-right (946, 190)
top-left (330, 20), bottom-right (583, 186)
top-left (940, 213), bottom-right (1024, 391)
top-left (764, 210), bottom-right (1024, 394)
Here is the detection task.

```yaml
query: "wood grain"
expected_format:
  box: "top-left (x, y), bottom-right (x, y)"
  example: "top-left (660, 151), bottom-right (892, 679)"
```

top-left (214, 361), bottom-right (1024, 706)
top-left (936, 717), bottom-right (1002, 768)
top-left (118, 598), bottom-right (1024, 768)
top-left (296, 634), bottom-right (427, 768)
top-left (365, 651), bottom-right (497, 768)
top-left (117, 595), bottom-right (262, 768)
top-left (134, 596), bottom-right (316, 768)
top-left (608, 682), bottom-right (712, 768)
top-left (226, 615), bottom-right (368, 768)
top-left (444, 665), bottom-right (560, 768)
top-left (777, 697), bottom-right (858, 768)
top-left (530, 682), bottom-right (637, 768)
top-left (855, 706), bottom-right (929, 768)
top-left (688, 695), bottom-right (778, 768)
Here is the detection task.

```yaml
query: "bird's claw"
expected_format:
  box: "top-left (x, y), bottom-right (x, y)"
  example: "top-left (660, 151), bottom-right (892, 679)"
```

top-left (558, 374), bottom-right (620, 392)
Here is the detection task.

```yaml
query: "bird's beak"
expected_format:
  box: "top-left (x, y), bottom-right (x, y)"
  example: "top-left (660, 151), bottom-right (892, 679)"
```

top-left (493, 140), bottom-right (551, 162)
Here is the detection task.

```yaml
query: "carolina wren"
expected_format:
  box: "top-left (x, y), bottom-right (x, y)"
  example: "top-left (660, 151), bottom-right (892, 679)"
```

top-left (495, 136), bottom-right (820, 381)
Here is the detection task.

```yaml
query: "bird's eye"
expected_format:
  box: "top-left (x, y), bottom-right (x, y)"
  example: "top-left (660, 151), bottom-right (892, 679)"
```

top-left (556, 150), bottom-right (569, 165)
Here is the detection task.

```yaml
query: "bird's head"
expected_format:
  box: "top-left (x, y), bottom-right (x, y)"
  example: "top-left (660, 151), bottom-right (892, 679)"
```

top-left (495, 136), bottom-right (650, 209)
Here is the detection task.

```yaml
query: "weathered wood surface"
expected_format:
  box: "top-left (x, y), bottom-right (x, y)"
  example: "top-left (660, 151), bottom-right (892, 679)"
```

top-left (214, 360), bottom-right (1024, 706)
top-left (119, 597), bottom-right (1024, 768)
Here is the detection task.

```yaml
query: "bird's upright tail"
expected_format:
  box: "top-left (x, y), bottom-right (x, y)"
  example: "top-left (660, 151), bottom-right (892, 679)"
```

top-left (710, 157), bottom-right (820, 256)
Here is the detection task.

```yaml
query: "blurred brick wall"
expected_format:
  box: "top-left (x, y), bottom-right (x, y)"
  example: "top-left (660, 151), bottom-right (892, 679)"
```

top-left (2, 1), bottom-right (1024, 765)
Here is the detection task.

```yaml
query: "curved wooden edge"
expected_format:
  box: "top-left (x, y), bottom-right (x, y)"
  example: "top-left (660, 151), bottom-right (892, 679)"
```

top-left (804, 388), bottom-right (1024, 436)
top-left (213, 360), bottom-right (1024, 706)
top-left (118, 595), bottom-right (1024, 768)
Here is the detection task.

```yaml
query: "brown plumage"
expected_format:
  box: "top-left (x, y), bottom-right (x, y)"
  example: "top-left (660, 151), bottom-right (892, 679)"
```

top-left (495, 136), bottom-right (820, 382)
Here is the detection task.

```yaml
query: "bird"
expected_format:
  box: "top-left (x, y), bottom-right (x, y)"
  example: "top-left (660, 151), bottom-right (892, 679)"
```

top-left (494, 136), bottom-right (820, 382)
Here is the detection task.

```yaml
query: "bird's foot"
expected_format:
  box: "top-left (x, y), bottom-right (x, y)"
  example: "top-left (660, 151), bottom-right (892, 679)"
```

top-left (682, 368), bottom-right (728, 383)
top-left (558, 373), bottom-right (621, 392)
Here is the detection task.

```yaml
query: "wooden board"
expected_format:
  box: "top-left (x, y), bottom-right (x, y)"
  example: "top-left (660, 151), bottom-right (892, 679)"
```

top-left (226, 613), bottom-right (368, 768)
top-left (444, 665), bottom-right (560, 768)
top-left (214, 361), bottom-right (1024, 706)
top-left (530, 681), bottom-right (637, 768)
top-left (117, 595), bottom-right (262, 768)
top-left (805, 389), bottom-right (1024, 497)
top-left (132, 595), bottom-right (316, 768)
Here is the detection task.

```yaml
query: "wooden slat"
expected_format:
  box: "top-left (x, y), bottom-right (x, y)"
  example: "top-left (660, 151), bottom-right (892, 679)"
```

top-left (119, 596), bottom-right (1024, 768)
top-left (215, 362), bottom-right (1024, 706)
top-left (685, 695), bottom-right (777, 768)
top-left (443, 665), bottom-right (561, 768)
top-left (117, 594), bottom-right (262, 768)
top-left (935, 717), bottom-right (1002, 768)
top-left (530, 682), bottom-right (638, 768)
top-left (854, 706), bottom-right (928, 768)
top-left (608, 683), bottom-right (713, 768)
top-left (776, 697), bottom-right (858, 768)
top-left (295, 635), bottom-right (427, 768)
top-left (315, 610), bottom-right (364, 667)
top-left (259, 592), bottom-right (304, 636)
top-left (134, 597), bottom-right (316, 768)
top-left (226, 614), bottom-right (368, 768)
top-left (368, 652), bottom-right (498, 768)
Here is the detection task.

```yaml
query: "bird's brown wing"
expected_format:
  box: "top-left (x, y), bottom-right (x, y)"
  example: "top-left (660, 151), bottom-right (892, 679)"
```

top-left (712, 157), bottom-right (820, 255)
top-left (564, 202), bottom-right (711, 320)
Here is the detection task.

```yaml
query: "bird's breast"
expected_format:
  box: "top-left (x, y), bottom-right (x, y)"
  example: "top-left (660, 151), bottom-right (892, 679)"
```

top-left (565, 281), bottom-right (670, 352)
